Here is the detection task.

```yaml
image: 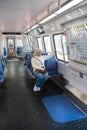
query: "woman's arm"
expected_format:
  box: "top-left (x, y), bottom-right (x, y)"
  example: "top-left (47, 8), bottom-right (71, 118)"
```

top-left (44, 51), bottom-right (55, 60)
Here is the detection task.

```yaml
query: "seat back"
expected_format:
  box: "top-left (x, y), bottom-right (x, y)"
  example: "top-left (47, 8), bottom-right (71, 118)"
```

top-left (16, 47), bottom-right (23, 55)
top-left (0, 60), bottom-right (4, 82)
top-left (27, 54), bottom-right (32, 71)
top-left (45, 55), bottom-right (58, 72)
top-left (3, 47), bottom-right (7, 56)
top-left (44, 55), bottom-right (62, 76)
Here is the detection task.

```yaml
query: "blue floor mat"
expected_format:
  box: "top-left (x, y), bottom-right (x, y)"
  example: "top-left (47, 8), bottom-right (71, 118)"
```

top-left (42, 94), bottom-right (86, 123)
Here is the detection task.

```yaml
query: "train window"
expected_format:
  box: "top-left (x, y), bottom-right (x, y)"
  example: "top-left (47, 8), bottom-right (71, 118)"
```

top-left (22, 36), bottom-right (30, 52)
top-left (53, 34), bottom-right (64, 61)
top-left (62, 35), bottom-right (68, 62)
top-left (37, 37), bottom-right (43, 51)
top-left (17, 38), bottom-right (23, 47)
top-left (7, 39), bottom-right (14, 48)
top-left (43, 36), bottom-right (52, 53)
top-left (28, 35), bottom-right (33, 51)
top-left (53, 34), bottom-right (68, 62)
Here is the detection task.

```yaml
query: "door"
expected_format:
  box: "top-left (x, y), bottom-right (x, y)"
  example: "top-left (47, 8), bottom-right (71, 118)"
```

top-left (7, 38), bottom-right (15, 57)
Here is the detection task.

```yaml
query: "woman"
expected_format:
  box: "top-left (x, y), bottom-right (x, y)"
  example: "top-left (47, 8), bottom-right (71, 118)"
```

top-left (31, 49), bottom-right (54, 92)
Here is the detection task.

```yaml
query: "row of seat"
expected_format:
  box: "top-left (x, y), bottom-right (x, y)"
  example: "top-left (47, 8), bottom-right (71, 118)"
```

top-left (0, 47), bottom-right (7, 82)
top-left (4, 47), bottom-right (22, 57)
top-left (16, 47), bottom-right (23, 56)
top-left (0, 57), bottom-right (5, 82)
top-left (24, 52), bottom-right (62, 77)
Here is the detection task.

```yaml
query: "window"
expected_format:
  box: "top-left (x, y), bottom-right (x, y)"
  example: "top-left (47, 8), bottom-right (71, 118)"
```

top-left (17, 38), bottom-right (23, 47)
top-left (62, 35), bottom-right (68, 62)
top-left (53, 34), bottom-right (68, 62)
top-left (54, 34), bottom-right (63, 60)
top-left (7, 39), bottom-right (14, 48)
top-left (37, 37), bottom-right (43, 51)
top-left (43, 36), bottom-right (52, 53)
top-left (22, 35), bottom-right (30, 52)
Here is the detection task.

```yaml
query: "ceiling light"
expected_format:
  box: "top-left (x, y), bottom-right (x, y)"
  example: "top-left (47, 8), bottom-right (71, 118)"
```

top-left (78, 8), bottom-right (85, 14)
top-left (39, 14), bottom-right (56, 24)
top-left (39, 0), bottom-right (84, 24)
top-left (54, 0), bottom-right (84, 15)
top-left (31, 24), bottom-right (39, 30)
top-left (65, 15), bottom-right (72, 20)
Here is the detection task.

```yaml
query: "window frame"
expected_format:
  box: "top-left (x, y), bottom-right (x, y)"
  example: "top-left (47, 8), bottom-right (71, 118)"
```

top-left (43, 35), bottom-right (52, 54)
top-left (53, 33), bottom-right (68, 62)
top-left (37, 37), bottom-right (43, 51)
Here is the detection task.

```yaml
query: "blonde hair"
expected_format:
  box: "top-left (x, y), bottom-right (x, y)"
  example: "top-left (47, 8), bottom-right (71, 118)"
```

top-left (33, 49), bottom-right (41, 56)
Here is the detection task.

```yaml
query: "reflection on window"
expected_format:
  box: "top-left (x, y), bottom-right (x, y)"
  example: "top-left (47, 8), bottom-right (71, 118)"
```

top-left (28, 35), bottom-right (33, 51)
top-left (22, 36), bottom-right (30, 52)
top-left (54, 34), bottom-right (68, 62)
top-left (37, 38), bottom-right (43, 51)
top-left (44, 36), bottom-right (52, 53)
top-left (62, 35), bottom-right (68, 62)
top-left (17, 38), bottom-right (23, 47)
top-left (54, 35), bottom-right (64, 60)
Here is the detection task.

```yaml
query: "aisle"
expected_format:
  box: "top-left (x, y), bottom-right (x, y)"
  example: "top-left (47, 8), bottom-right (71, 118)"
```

top-left (0, 61), bottom-right (86, 130)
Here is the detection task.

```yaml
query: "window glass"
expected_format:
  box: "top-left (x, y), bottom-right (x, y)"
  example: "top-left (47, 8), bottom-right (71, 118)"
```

top-left (54, 35), bottom-right (64, 60)
top-left (54, 34), bottom-right (69, 62)
top-left (37, 37), bottom-right (43, 51)
top-left (8, 39), bottom-right (14, 48)
top-left (22, 35), bottom-right (30, 52)
top-left (43, 36), bottom-right (52, 53)
top-left (62, 35), bottom-right (68, 62)
top-left (17, 38), bottom-right (23, 47)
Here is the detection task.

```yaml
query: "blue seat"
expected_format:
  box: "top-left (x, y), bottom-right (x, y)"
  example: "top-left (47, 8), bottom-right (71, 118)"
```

top-left (0, 60), bottom-right (4, 82)
top-left (45, 55), bottom-right (62, 77)
top-left (26, 53), bottom-right (33, 71)
top-left (1, 58), bottom-right (4, 71)
top-left (16, 47), bottom-right (23, 55)
top-left (3, 47), bottom-right (7, 56)
top-left (16, 47), bottom-right (20, 55)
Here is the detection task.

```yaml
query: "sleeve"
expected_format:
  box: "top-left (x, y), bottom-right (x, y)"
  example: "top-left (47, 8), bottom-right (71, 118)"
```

top-left (44, 51), bottom-right (54, 60)
top-left (31, 57), bottom-right (44, 70)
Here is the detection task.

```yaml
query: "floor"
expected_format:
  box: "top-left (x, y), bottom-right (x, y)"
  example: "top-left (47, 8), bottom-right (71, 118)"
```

top-left (0, 60), bottom-right (87, 130)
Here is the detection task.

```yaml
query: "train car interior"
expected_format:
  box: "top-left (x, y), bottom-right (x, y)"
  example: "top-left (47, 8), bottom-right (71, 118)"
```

top-left (0, 0), bottom-right (87, 129)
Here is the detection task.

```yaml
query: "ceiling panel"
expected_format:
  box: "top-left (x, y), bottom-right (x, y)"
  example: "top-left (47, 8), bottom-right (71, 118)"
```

top-left (0, 0), bottom-right (55, 33)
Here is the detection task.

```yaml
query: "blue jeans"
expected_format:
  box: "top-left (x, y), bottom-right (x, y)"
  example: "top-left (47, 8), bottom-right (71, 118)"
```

top-left (32, 71), bottom-right (49, 88)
